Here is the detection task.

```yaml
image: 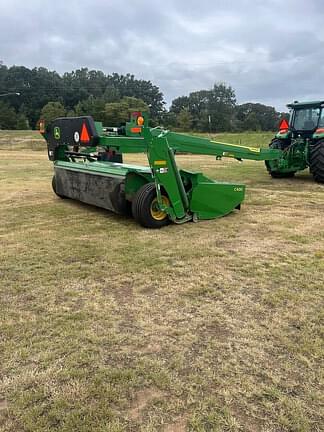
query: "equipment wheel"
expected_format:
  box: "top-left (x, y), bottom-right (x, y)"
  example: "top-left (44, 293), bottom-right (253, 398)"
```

top-left (132, 183), bottom-right (170, 228)
top-left (52, 175), bottom-right (66, 198)
top-left (310, 140), bottom-right (324, 183)
top-left (265, 139), bottom-right (296, 178)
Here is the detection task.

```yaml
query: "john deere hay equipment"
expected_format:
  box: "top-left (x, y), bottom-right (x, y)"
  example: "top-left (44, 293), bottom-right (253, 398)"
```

top-left (266, 100), bottom-right (324, 182)
top-left (41, 112), bottom-right (282, 228)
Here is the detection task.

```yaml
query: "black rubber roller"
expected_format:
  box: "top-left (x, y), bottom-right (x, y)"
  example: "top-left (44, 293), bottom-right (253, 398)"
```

top-left (54, 167), bottom-right (129, 214)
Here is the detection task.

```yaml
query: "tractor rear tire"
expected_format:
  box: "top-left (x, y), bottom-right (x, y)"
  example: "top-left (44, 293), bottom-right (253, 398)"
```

top-left (52, 175), bottom-right (67, 199)
top-left (132, 183), bottom-right (170, 229)
top-left (310, 140), bottom-right (324, 183)
top-left (265, 139), bottom-right (296, 178)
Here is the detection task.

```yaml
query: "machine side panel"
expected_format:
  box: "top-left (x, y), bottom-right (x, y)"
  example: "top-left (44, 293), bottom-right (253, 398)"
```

top-left (190, 182), bottom-right (245, 219)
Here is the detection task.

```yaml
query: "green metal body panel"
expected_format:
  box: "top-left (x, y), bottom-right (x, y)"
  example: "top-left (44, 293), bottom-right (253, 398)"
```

top-left (54, 160), bottom-right (151, 177)
top-left (141, 128), bottom-right (247, 222)
top-left (266, 138), bottom-right (308, 174)
top-left (165, 132), bottom-right (280, 161)
top-left (190, 180), bottom-right (245, 219)
top-left (97, 130), bottom-right (281, 161)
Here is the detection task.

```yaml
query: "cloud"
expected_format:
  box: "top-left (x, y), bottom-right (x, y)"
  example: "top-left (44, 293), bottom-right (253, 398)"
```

top-left (1, 0), bottom-right (324, 110)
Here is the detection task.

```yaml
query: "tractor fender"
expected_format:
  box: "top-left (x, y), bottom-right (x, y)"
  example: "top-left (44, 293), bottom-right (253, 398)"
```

top-left (312, 130), bottom-right (324, 140)
top-left (274, 130), bottom-right (290, 140)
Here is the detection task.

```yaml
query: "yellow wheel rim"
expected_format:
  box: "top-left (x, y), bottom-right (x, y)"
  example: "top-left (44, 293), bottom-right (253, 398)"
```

top-left (150, 196), bottom-right (170, 221)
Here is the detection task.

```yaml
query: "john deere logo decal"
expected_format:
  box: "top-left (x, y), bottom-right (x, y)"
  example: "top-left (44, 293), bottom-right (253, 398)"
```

top-left (54, 126), bottom-right (61, 140)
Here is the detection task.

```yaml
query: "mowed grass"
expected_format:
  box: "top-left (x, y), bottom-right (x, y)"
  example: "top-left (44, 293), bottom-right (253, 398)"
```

top-left (0, 130), bottom-right (44, 151)
top-left (0, 131), bottom-right (323, 432)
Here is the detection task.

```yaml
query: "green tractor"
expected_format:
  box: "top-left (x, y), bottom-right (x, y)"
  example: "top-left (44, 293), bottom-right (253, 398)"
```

top-left (265, 100), bottom-right (324, 182)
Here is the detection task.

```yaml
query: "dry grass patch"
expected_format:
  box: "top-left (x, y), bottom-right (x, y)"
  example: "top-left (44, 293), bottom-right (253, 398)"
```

top-left (0, 138), bottom-right (323, 431)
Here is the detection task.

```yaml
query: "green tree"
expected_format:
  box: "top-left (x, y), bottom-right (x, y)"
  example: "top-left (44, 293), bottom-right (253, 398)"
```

top-left (4, 66), bottom-right (64, 127)
top-left (207, 83), bottom-right (236, 132)
top-left (75, 96), bottom-right (106, 122)
top-left (177, 108), bottom-right (193, 131)
top-left (161, 111), bottom-right (177, 128)
top-left (66, 109), bottom-right (76, 117)
top-left (103, 85), bottom-right (120, 103)
top-left (104, 97), bottom-right (148, 125)
top-left (170, 96), bottom-right (190, 115)
top-left (235, 103), bottom-right (281, 131)
top-left (62, 68), bottom-right (93, 109)
top-left (0, 102), bottom-right (17, 129)
top-left (40, 102), bottom-right (66, 123)
top-left (16, 113), bottom-right (29, 129)
top-left (244, 112), bottom-right (261, 131)
top-left (0, 62), bottom-right (166, 128)
top-left (107, 73), bottom-right (165, 121)
top-left (187, 89), bottom-right (210, 130)
top-left (169, 82), bottom-right (236, 132)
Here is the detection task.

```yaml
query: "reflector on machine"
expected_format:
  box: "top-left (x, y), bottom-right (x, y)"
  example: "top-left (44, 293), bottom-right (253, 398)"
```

top-left (80, 123), bottom-right (90, 143)
top-left (279, 118), bottom-right (289, 130)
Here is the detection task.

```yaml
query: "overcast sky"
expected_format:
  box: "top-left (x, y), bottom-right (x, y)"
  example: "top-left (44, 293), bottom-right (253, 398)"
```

top-left (1, 0), bottom-right (323, 110)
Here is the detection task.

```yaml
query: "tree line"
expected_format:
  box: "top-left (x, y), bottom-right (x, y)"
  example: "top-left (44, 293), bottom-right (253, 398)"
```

top-left (0, 62), bottom-right (286, 131)
top-left (167, 83), bottom-right (287, 132)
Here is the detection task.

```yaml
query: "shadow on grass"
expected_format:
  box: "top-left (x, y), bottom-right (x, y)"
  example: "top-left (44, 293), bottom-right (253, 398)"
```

top-left (60, 198), bottom-right (136, 225)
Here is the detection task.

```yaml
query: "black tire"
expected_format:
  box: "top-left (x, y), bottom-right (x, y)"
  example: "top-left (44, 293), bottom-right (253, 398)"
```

top-left (131, 183), bottom-right (170, 228)
top-left (265, 139), bottom-right (296, 178)
top-left (310, 140), bottom-right (324, 183)
top-left (52, 175), bottom-right (66, 199)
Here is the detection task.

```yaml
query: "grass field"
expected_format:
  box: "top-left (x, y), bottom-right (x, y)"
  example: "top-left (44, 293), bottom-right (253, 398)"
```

top-left (0, 131), bottom-right (323, 432)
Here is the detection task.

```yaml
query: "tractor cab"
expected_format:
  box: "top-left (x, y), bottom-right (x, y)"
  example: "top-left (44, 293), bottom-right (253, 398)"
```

top-left (287, 101), bottom-right (324, 138)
